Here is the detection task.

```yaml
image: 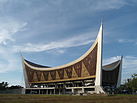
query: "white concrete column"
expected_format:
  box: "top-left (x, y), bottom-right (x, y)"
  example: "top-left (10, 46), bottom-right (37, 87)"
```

top-left (72, 88), bottom-right (74, 94)
top-left (82, 88), bottom-right (84, 93)
top-left (50, 90), bottom-right (52, 95)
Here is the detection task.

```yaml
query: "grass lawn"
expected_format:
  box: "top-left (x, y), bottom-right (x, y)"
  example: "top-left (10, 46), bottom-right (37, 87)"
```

top-left (0, 94), bottom-right (137, 103)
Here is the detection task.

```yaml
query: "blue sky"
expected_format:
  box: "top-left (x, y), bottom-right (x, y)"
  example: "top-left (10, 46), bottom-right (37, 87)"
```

top-left (0, 0), bottom-right (137, 86)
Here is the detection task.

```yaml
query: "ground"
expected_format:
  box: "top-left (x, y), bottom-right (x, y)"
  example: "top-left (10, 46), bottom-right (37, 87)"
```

top-left (0, 94), bottom-right (137, 103)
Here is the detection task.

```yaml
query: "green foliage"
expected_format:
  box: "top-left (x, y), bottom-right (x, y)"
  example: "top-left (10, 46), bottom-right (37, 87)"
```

top-left (126, 74), bottom-right (137, 91)
top-left (117, 73), bottom-right (137, 94)
top-left (0, 81), bottom-right (23, 90)
top-left (0, 82), bottom-right (8, 90)
top-left (9, 85), bottom-right (23, 89)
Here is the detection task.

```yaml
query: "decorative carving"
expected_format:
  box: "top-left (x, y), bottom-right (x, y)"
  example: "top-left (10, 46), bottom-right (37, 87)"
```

top-left (57, 69), bottom-right (64, 79)
top-left (36, 71), bottom-right (41, 81)
top-left (73, 61), bottom-right (82, 77)
top-left (32, 72), bottom-right (38, 82)
top-left (24, 43), bottom-right (98, 83)
top-left (50, 71), bottom-right (56, 80)
top-left (83, 44), bottom-right (97, 76)
top-left (43, 72), bottom-right (49, 81)
top-left (25, 65), bottom-right (34, 82)
top-left (40, 73), bottom-right (45, 81)
top-left (72, 67), bottom-right (78, 78)
top-left (81, 62), bottom-right (90, 77)
top-left (65, 66), bottom-right (73, 78)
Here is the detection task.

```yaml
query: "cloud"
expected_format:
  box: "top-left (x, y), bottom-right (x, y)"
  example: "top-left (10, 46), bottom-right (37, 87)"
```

top-left (46, 49), bottom-right (66, 55)
top-left (118, 39), bottom-right (133, 43)
top-left (123, 56), bottom-right (137, 73)
top-left (118, 39), bottom-right (137, 44)
top-left (47, 0), bottom-right (128, 12)
top-left (0, 0), bottom-right (135, 86)
top-left (0, 46), bottom-right (21, 73)
top-left (13, 31), bottom-right (96, 53)
top-left (103, 56), bottom-right (137, 82)
top-left (92, 0), bottom-right (127, 11)
top-left (0, 18), bottom-right (27, 45)
top-left (117, 39), bottom-right (137, 45)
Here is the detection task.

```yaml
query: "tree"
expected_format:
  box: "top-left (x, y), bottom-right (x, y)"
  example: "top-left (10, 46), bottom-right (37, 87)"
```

top-left (9, 85), bottom-right (23, 89)
top-left (117, 74), bottom-right (137, 94)
top-left (126, 74), bottom-right (137, 92)
top-left (0, 82), bottom-right (8, 90)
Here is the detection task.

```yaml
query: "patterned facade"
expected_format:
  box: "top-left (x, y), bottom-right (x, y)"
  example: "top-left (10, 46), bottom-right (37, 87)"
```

top-left (22, 24), bottom-right (122, 94)
top-left (24, 44), bottom-right (97, 84)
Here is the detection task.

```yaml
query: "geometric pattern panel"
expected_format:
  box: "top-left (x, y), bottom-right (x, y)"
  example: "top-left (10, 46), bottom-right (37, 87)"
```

top-left (72, 68), bottom-right (78, 78)
top-left (64, 69), bottom-right (68, 79)
top-left (24, 44), bottom-right (98, 83)
top-left (25, 65), bottom-right (34, 82)
top-left (29, 71), bottom-right (34, 82)
top-left (56, 71), bottom-right (60, 80)
top-left (50, 71), bottom-right (56, 80)
top-left (40, 73), bottom-right (45, 81)
top-left (83, 44), bottom-right (97, 76)
top-left (43, 72), bottom-right (49, 81)
top-left (32, 72), bottom-right (38, 82)
top-left (65, 66), bottom-right (73, 78)
top-left (74, 61), bottom-right (82, 77)
top-left (57, 69), bottom-right (64, 79)
top-left (81, 62), bottom-right (90, 77)
top-left (36, 71), bottom-right (41, 81)
top-left (48, 72), bottom-right (52, 81)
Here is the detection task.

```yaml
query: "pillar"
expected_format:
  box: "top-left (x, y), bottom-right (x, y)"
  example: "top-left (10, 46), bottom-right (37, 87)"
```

top-left (59, 89), bottom-right (60, 95)
top-left (54, 89), bottom-right (55, 95)
top-left (72, 88), bottom-right (74, 94)
top-left (82, 88), bottom-right (84, 93)
top-left (46, 89), bottom-right (48, 94)
top-left (39, 89), bottom-right (40, 94)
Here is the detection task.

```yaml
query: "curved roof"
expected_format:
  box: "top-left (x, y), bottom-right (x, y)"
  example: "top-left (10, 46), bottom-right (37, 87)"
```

top-left (24, 59), bottom-right (50, 68)
top-left (102, 60), bottom-right (121, 71)
top-left (102, 59), bottom-right (122, 87)
top-left (23, 24), bottom-right (103, 88)
top-left (23, 24), bottom-right (103, 71)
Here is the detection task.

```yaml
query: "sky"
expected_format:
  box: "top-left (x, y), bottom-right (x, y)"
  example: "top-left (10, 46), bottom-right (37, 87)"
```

top-left (0, 0), bottom-right (137, 86)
